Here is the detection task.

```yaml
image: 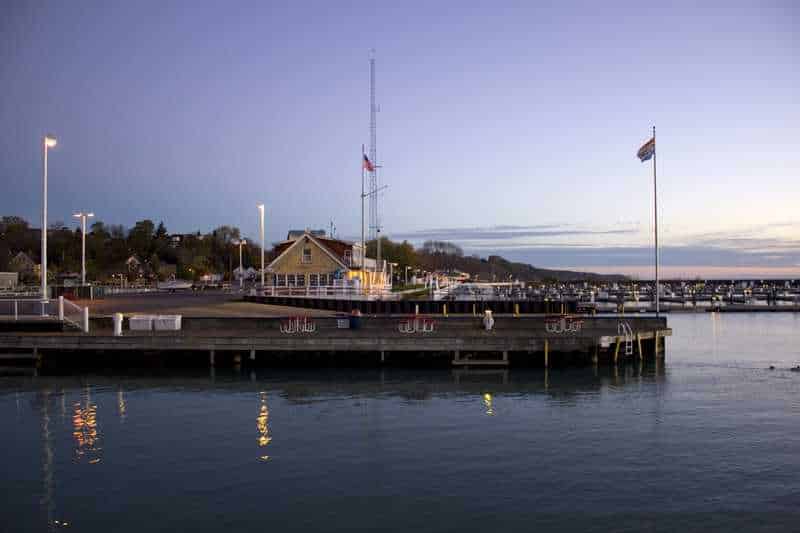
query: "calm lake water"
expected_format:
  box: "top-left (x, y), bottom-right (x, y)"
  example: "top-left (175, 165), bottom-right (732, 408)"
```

top-left (2, 313), bottom-right (800, 532)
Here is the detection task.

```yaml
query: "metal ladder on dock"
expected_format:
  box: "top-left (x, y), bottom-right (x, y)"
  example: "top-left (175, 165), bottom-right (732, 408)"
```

top-left (618, 321), bottom-right (633, 356)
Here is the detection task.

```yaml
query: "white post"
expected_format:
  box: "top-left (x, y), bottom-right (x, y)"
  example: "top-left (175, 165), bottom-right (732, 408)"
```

top-left (41, 138), bottom-right (48, 302)
top-left (81, 215), bottom-right (86, 285)
top-left (82, 307), bottom-right (89, 333)
top-left (653, 125), bottom-right (659, 317)
top-left (257, 204), bottom-right (265, 290)
top-left (113, 313), bottom-right (123, 336)
top-left (13, 300), bottom-right (18, 321)
top-left (238, 240), bottom-right (245, 291)
top-left (58, 296), bottom-right (64, 321)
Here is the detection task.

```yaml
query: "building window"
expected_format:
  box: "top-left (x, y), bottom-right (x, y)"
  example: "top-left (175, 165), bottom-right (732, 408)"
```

top-left (309, 274), bottom-right (319, 287)
top-left (287, 274), bottom-right (306, 287)
top-left (275, 274), bottom-right (286, 287)
top-left (318, 273), bottom-right (329, 286)
top-left (343, 250), bottom-right (352, 266)
top-left (301, 248), bottom-right (312, 264)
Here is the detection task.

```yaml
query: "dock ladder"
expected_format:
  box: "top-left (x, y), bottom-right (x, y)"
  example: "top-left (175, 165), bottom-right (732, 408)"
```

top-left (618, 321), bottom-right (633, 356)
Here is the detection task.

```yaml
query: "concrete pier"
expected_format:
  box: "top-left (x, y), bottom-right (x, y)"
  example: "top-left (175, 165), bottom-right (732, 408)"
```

top-left (0, 314), bottom-right (669, 368)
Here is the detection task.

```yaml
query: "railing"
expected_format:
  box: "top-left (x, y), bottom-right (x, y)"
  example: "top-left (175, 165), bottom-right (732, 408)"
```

top-left (261, 285), bottom-right (398, 300)
top-left (61, 298), bottom-right (89, 331)
top-left (0, 297), bottom-right (89, 332)
top-left (0, 298), bottom-right (52, 319)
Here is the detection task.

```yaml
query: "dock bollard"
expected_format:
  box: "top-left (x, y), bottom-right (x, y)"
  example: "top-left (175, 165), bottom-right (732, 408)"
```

top-left (415, 304), bottom-right (419, 315)
top-left (443, 304), bottom-right (448, 317)
top-left (82, 307), bottom-right (90, 333)
top-left (58, 296), bottom-right (64, 321)
top-left (514, 303), bottom-right (520, 317)
top-left (113, 313), bottom-right (123, 336)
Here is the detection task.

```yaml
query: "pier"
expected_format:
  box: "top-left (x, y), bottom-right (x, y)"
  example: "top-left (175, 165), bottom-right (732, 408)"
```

top-left (0, 313), bottom-right (669, 368)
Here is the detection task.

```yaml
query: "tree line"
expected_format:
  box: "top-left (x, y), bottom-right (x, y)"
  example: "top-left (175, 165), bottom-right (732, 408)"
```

top-left (0, 215), bottom-right (264, 282)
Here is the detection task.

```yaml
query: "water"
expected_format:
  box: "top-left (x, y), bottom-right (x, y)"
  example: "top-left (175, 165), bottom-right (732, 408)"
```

top-left (2, 313), bottom-right (800, 532)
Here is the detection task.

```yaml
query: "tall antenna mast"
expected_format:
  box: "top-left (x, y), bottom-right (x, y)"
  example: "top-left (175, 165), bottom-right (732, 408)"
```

top-left (368, 50), bottom-right (378, 241)
top-left (367, 49), bottom-right (383, 273)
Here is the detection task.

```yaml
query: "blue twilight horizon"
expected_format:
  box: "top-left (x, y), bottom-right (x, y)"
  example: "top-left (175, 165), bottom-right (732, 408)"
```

top-left (1, 0), bottom-right (798, 278)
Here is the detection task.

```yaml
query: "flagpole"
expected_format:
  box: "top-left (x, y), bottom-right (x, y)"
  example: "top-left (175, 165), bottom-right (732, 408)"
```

top-left (361, 144), bottom-right (366, 272)
top-left (653, 125), bottom-right (659, 317)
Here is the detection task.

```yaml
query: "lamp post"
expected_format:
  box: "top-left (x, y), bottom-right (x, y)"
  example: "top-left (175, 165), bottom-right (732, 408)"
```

top-left (41, 134), bottom-right (57, 301)
top-left (234, 239), bottom-right (247, 290)
top-left (72, 212), bottom-right (94, 286)
top-left (257, 204), bottom-right (265, 290)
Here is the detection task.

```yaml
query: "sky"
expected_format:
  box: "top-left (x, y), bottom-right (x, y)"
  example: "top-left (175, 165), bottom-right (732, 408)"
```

top-left (1, 0), bottom-right (798, 278)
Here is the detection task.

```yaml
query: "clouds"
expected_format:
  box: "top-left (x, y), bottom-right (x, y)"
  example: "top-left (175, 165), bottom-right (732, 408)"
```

top-left (387, 221), bottom-right (800, 278)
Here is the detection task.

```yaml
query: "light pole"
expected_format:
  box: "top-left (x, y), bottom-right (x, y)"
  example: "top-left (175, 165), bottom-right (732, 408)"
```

top-left (73, 212), bottom-right (94, 286)
top-left (234, 239), bottom-right (247, 290)
top-left (257, 204), bottom-right (265, 289)
top-left (41, 135), bottom-right (57, 301)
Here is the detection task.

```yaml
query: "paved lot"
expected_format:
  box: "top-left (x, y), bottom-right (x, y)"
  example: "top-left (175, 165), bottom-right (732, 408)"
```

top-left (76, 291), bottom-right (336, 317)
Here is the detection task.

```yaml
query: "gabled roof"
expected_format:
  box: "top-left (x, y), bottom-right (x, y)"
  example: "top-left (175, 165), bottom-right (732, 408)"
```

top-left (267, 232), bottom-right (351, 271)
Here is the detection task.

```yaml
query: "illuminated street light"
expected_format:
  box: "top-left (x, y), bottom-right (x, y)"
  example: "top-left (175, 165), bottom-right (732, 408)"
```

top-left (41, 134), bottom-right (57, 302)
top-left (73, 212), bottom-right (94, 286)
top-left (234, 239), bottom-right (247, 290)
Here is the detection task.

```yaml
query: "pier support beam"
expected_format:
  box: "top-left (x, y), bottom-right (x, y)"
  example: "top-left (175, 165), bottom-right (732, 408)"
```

top-left (380, 350), bottom-right (385, 363)
top-left (250, 348), bottom-right (256, 361)
top-left (502, 350), bottom-right (508, 362)
top-left (613, 338), bottom-right (621, 365)
top-left (637, 333), bottom-right (643, 361)
top-left (209, 349), bottom-right (215, 367)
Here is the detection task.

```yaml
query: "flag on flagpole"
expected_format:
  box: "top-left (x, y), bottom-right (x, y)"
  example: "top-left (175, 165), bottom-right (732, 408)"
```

top-left (362, 154), bottom-right (375, 172)
top-left (637, 137), bottom-right (655, 162)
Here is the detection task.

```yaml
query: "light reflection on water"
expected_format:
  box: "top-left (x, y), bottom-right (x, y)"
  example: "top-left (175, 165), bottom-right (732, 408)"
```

top-left (1, 313), bottom-right (800, 532)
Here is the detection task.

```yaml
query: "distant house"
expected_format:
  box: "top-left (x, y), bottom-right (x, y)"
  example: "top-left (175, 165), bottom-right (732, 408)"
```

top-left (169, 232), bottom-right (205, 248)
top-left (8, 251), bottom-right (35, 274)
top-left (233, 266), bottom-right (257, 281)
top-left (126, 255), bottom-right (143, 276)
top-left (267, 231), bottom-right (388, 290)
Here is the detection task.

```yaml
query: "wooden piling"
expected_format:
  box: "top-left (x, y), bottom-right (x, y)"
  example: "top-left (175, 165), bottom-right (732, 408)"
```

top-left (637, 332), bottom-right (643, 360)
top-left (209, 349), bottom-right (215, 367)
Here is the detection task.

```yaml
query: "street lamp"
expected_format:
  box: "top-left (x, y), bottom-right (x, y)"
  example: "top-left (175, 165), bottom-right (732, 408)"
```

top-left (41, 134), bottom-right (57, 301)
top-left (257, 204), bottom-right (265, 290)
top-left (73, 211), bottom-right (94, 286)
top-left (234, 239), bottom-right (247, 290)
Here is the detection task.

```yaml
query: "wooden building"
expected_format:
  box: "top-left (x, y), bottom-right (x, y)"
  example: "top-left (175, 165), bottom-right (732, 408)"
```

top-left (266, 231), bottom-right (388, 292)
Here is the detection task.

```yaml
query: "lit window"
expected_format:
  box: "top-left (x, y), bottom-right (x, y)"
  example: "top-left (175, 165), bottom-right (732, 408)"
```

top-left (301, 248), bottom-right (312, 264)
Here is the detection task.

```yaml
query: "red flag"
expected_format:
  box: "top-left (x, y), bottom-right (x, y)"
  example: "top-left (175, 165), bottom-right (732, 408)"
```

top-left (362, 154), bottom-right (375, 172)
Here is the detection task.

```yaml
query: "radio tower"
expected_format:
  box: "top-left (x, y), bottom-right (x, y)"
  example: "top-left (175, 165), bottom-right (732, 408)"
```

top-left (368, 50), bottom-right (379, 250)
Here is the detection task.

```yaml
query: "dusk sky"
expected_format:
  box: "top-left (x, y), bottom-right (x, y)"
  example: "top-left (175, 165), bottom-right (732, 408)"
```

top-left (2, 0), bottom-right (798, 278)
